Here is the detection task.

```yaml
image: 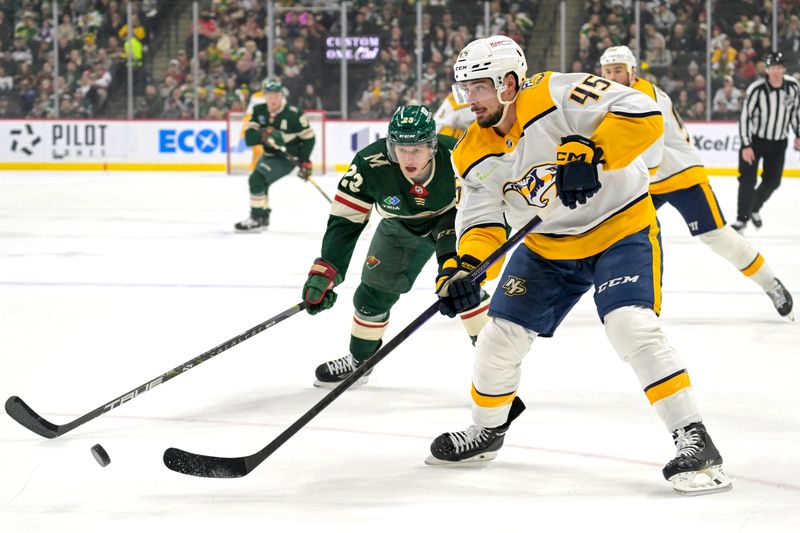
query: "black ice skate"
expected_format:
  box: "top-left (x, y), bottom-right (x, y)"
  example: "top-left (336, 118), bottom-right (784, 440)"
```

top-left (766, 278), bottom-right (794, 321)
top-left (425, 396), bottom-right (526, 465)
top-left (750, 212), bottom-right (763, 229)
top-left (730, 219), bottom-right (747, 233)
top-left (234, 209), bottom-right (270, 233)
top-left (313, 353), bottom-right (372, 389)
top-left (662, 421), bottom-right (732, 495)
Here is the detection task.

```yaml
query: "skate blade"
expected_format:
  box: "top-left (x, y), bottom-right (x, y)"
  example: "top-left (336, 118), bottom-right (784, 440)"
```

top-left (234, 228), bottom-right (263, 233)
top-left (312, 377), bottom-right (369, 389)
top-left (669, 465), bottom-right (733, 496)
top-left (424, 451), bottom-right (497, 466)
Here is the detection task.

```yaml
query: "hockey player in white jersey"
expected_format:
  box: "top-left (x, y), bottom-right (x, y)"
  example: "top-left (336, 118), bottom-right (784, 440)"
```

top-left (433, 91), bottom-right (476, 140)
top-left (600, 45), bottom-right (793, 320)
top-left (429, 35), bottom-right (732, 495)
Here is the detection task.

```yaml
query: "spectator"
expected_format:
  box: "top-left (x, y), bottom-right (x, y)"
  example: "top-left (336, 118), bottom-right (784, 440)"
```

top-left (646, 35), bottom-right (673, 68)
top-left (297, 83), bottom-right (322, 111)
top-left (711, 37), bottom-right (737, 80)
top-left (652, 1), bottom-right (676, 35)
top-left (686, 100), bottom-right (706, 120)
top-left (11, 35), bottom-right (33, 65)
top-left (667, 23), bottom-right (692, 61)
top-left (0, 65), bottom-right (13, 91)
top-left (712, 75), bottom-right (743, 119)
top-left (141, 83), bottom-right (163, 117)
top-left (735, 50), bottom-right (757, 85)
top-left (729, 21), bottom-right (749, 50)
top-left (0, 95), bottom-right (14, 117)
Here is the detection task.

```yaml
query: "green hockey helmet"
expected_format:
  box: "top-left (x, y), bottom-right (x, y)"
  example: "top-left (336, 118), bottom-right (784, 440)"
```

top-left (386, 105), bottom-right (438, 163)
top-left (263, 79), bottom-right (284, 93)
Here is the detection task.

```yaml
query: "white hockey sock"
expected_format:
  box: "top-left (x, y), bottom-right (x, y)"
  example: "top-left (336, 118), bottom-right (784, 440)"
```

top-left (458, 299), bottom-right (490, 337)
top-left (249, 194), bottom-right (268, 210)
top-left (471, 317), bottom-right (536, 428)
top-left (604, 306), bottom-right (701, 432)
top-left (351, 310), bottom-right (389, 342)
top-left (699, 226), bottom-right (776, 290)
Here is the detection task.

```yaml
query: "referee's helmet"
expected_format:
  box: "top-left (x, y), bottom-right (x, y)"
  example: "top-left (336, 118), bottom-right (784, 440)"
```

top-left (765, 51), bottom-right (785, 67)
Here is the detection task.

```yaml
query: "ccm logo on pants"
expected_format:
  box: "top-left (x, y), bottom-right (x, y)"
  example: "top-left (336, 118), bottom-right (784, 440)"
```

top-left (597, 275), bottom-right (640, 293)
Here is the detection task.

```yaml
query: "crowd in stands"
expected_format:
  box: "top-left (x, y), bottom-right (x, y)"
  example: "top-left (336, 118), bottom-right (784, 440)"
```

top-left (0, 0), bottom-right (160, 118)
top-left (6, 1), bottom-right (797, 122)
top-left (143, 0), bottom-right (535, 120)
top-left (576, 0), bottom-right (800, 120)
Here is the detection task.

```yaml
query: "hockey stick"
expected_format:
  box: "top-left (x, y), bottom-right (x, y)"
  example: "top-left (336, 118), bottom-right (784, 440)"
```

top-left (5, 302), bottom-right (308, 439)
top-left (163, 207), bottom-right (554, 478)
top-left (305, 176), bottom-right (333, 204)
top-left (265, 139), bottom-right (332, 203)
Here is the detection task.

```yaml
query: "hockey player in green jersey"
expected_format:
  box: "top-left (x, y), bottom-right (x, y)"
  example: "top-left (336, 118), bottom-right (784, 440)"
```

top-left (302, 105), bottom-right (490, 388)
top-left (234, 79), bottom-right (315, 232)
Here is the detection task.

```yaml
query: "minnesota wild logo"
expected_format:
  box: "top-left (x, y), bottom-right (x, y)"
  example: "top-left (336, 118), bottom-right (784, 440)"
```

top-left (365, 255), bottom-right (381, 269)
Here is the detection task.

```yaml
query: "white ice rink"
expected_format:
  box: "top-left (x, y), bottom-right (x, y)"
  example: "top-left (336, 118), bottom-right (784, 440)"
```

top-left (1, 170), bottom-right (799, 532)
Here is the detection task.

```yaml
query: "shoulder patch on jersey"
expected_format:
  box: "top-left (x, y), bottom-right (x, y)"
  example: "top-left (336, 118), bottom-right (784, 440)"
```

top-left (517, 72), bottom-right (557, 130)
top-left (521, 72), bottom-right (546, 90)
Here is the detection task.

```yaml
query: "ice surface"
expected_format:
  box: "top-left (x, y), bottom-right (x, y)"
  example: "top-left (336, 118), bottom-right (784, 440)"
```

top-left (1, 170), bottom-right (798, 532)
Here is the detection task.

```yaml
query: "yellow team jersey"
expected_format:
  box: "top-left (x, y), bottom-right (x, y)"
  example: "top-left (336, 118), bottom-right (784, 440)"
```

top-left (632, 78), bottom-right (708, 195)
top-left (452, 72), bottom-right (664, 266)
top-left (434, 92), bottom-right (476, 140)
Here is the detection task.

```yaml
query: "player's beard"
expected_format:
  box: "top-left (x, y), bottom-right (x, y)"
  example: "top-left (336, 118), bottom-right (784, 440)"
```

top-left (477, 106), bottom-right (504, 128)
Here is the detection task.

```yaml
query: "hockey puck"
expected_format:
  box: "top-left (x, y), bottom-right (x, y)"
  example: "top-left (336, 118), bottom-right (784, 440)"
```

top-left (91, 444), bottom-right (111, 467)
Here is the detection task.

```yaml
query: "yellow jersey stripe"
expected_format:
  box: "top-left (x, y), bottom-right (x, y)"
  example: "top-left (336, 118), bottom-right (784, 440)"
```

top-left (649, 165), bottom-right (709, 195)
top-left (525, 194), bottom-right (657, 260)
top-left (741, 253), bottom-right (765, 277)
top-left (592, 110), bottom-right (664, 171)
top-left (632, 78), bottom-right (657, 101)
top-left (644, 369), bottom-right (691, 404)
top-left (648, 222), bottom-right (663, 314)
top-left (459, 224), bottom-right (507, 281)
top-left (471, 385), bottom-right (516, 408)
top-left (698, 182), bottom-right (725, 229)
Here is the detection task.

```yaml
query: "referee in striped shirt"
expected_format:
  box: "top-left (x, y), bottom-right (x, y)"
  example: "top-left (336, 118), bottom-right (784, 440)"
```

top-left (734, 51), bottom-right (800, 232)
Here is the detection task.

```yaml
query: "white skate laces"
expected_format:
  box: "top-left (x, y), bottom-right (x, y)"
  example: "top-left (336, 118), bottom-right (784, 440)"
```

top-left (674, 426), bottom-right (702, 458)
top-left (314, 353), bottom-right (372, 389)
top-left (325, 354), bottom-right (357, 375)
top-left (448, 425), bottom-right (491, 454)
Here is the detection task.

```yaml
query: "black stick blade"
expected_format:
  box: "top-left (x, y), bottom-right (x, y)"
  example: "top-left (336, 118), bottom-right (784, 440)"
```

top-left (5, 396), bottom-right (60, 439)
top-left (163, 447), bottom-right (250, 478)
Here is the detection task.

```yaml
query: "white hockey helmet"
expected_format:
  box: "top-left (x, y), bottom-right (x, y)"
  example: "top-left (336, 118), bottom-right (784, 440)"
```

top-left (600, 45), bottom-right (637, 82)
top-left (452, 35), bottom-right (527, 105)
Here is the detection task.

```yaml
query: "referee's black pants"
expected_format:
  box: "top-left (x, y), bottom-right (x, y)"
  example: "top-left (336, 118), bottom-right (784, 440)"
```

top-left (736, 137), bottom-right (787, 221)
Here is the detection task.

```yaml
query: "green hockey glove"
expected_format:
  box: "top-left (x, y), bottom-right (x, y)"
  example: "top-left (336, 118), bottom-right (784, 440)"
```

top-left (303, 258), bottom-right (343, 315)
top-left (261, 127), bottom-right (285, 147)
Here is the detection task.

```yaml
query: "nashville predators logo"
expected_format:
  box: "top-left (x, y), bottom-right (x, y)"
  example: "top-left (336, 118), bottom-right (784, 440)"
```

top-left (502, 276), bottom-right (527, 296)
top-left (502, 163), bottom-right (556, 208)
